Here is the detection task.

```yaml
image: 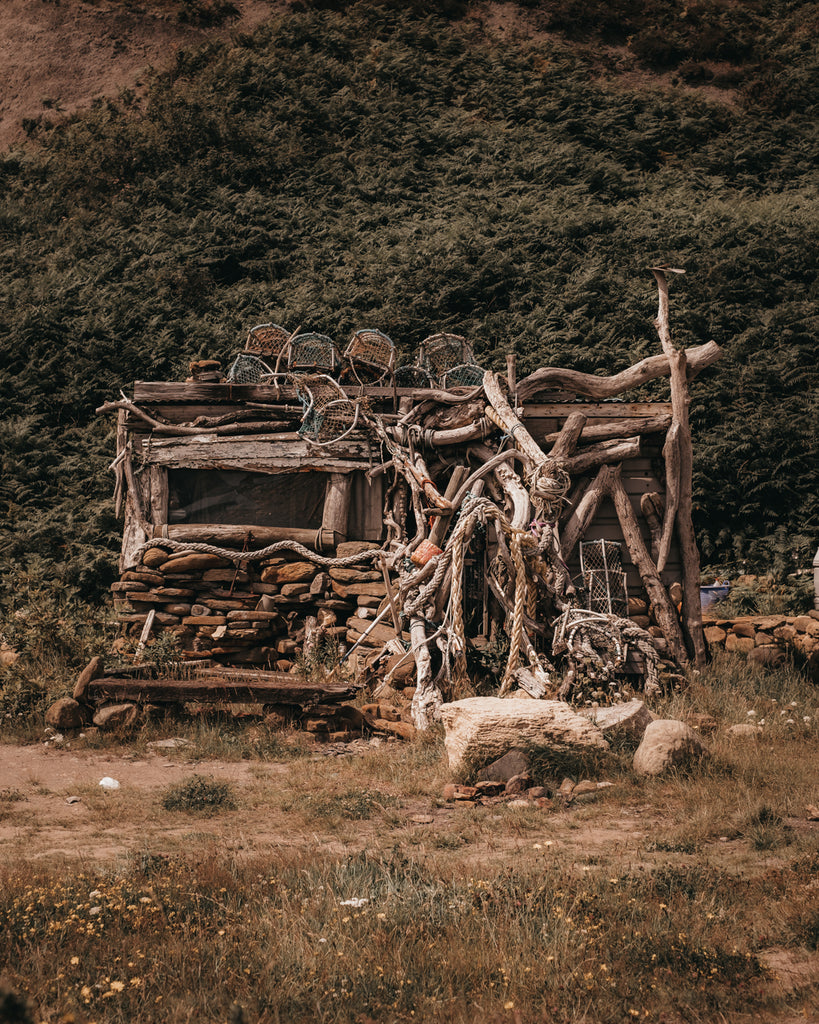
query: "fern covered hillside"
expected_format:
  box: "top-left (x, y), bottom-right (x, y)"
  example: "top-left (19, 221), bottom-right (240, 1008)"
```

top-left (0, 0), bottom-right (817, 618)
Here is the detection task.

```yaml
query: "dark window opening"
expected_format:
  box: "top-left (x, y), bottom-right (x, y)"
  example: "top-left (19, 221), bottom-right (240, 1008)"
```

top-left (168, 470), bottom-right (325, 529)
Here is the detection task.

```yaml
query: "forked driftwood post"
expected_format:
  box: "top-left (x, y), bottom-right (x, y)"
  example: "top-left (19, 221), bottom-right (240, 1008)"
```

top-left (650, 267), bottom-right (707, 667)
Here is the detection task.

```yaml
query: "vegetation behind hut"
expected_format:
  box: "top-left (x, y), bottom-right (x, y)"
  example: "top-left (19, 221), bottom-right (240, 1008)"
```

top-left (0, 1), bottom-right (817, 626)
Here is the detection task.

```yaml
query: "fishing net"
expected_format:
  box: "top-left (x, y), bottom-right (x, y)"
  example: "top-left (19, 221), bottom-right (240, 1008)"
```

top-left (294, 374), bottom-right (360, 444)
top-left (580, 540), bottom-right (628, 617)
top-left (394, 365), bottom-right (434, 389)
top-left (225, 353), bottom-right (275, 384)
top-left (244, 323), bottom-right (290, 358)
top-left (287, 333), bottom-right (340, 375)
top-left (342, 329), bottom-right (396, 385)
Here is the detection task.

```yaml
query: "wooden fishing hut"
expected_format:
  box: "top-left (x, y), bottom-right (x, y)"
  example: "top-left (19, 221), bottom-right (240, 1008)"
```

top-left (99, 274), bottom-right (721, 724)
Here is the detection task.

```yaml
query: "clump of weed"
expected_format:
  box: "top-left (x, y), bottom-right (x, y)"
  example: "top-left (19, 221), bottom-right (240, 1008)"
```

top-left (161, 775), bottom-right (237, 815)
top-left (742, 802), bottom-right (790, 851)
top-left (304, 787), bottom-right (398, 822)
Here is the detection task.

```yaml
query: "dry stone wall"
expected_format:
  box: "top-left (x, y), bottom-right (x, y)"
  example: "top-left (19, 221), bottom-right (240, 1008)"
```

top-left (112, 541), bottom-right (411, 677)
top-left (703, 610), bottom-right (819, 678)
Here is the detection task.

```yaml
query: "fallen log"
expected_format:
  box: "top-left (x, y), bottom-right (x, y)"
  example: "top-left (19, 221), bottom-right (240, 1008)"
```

top-left (86, 673), bottom-right (358, 705)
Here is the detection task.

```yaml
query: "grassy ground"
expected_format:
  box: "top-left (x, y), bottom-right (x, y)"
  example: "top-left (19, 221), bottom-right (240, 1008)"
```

top-left (1, 653), bottom-right (818, 1022)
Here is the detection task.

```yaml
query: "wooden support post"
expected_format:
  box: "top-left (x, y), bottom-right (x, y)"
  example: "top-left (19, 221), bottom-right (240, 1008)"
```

top-left (650, 267), bottom-right (706, 667)
top-left (605, 463), bottom-right (689, 666)
top-left (322, 473), bottom-right (352, 543)
top-left (149, 466), bottom-right (169, 533)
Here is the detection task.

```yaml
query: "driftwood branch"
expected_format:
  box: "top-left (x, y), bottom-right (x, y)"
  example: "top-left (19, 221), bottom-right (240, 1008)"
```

top-left (651, 268), bottom-right (706, 666)
top-left (516, 340), bottom-right (722, 401)
top-left (560, 436), bottom-right (641, 475)
top-left (604, 463), bottom-right (689, 666)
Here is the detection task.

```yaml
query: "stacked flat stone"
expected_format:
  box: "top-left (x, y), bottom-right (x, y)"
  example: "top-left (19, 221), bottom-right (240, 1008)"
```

top-left (112, 541), bottom-right (412, 675)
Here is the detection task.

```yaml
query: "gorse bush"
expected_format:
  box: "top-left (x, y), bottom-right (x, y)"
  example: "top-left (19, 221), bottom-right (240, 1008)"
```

top-left (0, 3), bottom-right (817, 607)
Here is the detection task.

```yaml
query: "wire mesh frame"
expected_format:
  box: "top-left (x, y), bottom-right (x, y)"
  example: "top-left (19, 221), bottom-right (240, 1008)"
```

top-left (244, 323), bottom-right (290, 358)
top-left (420, 333), bottom-right (475, 381)
top-left (294, 374), bottom-right (359, 445)
top-left (579, 540), bottom-right (628, 617)
top-left (394, 365), bottom-right (434, 389)
top-left (342, 329), bottom-right (396, 385)
top-left (282, 332), bottom-right (341, 376)
top-left (442, 362), bottom-right (485, 388)
top-left (225, 353), bottom-right (276, 384)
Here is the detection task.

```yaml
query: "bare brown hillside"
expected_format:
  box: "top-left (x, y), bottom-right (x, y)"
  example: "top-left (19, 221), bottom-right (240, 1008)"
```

top-left (0, 0), bottom-right (284, 150)
top-left (0, 0), bottom-right (740, 152)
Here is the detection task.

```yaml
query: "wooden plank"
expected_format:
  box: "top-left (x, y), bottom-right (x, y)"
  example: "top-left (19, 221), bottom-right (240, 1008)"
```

top-left (87, 674), bottom-right (358, 704)
top-left (322, 473), bottom-right (352, 540)
top-left (149, 466), bottom-right (168, 530)
top-left (136, 434), bottom-right (373, 473)
top-left (132, 381), bottom-right (675, 416)
top-left (523, 402), bottom-right (672, 418)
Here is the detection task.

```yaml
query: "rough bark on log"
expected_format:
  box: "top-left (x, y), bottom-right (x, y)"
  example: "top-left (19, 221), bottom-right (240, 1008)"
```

top-left (163, 524), bottom-right (323, 549)
top-left (322, 473), bottom-right (352, 542)
top-left (516, 340), bottom-right (722, 401)
top-left (657, 421), bottom-right (681, 574)
top-left (640, 492), bottom-right (665, 565)
top-left (541, 414), bottom-right (671, 446)
top-left (410, 616), bottom-right (441, 730)
top-left (149, 466), bottom-right (169, 531)
top-left (428, 465), bottom-right (470, 548)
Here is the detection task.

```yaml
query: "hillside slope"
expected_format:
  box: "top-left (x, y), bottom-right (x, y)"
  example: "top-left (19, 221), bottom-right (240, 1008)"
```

top-left (0, 0), bottom-right (817, 619)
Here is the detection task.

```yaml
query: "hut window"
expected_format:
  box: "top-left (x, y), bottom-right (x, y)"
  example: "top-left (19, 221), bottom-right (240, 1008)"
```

top-left (168, 470), bottom-right (325, 529)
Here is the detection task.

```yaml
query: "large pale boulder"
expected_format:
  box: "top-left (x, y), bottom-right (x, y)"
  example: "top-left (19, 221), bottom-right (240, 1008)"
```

top-left (439, 697), bottom-right (608, 777)
top-left (632, 719), bottom-right (710, 776)
top-left (580, 699), bottom-right (656, 745)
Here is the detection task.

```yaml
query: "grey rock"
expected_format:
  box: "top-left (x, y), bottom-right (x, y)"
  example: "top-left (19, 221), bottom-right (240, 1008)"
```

top-left (632, 719), bottom-right (710, 776)
top-left (93, 703), bottom-right (140, 732)
top-left (476, 748), bottom-right (531, 784)
top-left (439, 697), bottom-right (608, 778)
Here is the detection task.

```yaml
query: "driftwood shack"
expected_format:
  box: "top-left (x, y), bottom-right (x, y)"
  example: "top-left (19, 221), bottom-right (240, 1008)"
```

top-left (98, 271), bottom-right (721, 729)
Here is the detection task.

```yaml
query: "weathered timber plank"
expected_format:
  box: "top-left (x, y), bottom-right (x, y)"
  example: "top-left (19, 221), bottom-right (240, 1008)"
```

top-left (135, 434), bottom-right (373, 472)
top-left (87, 675), bottom-right (357, 704)
top-left (523, 402), bottom-right (672, 419)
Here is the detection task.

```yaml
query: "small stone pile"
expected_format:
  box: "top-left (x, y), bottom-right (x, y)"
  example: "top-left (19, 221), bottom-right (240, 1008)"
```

top-left (703, 610), bottom-right (819, 678)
